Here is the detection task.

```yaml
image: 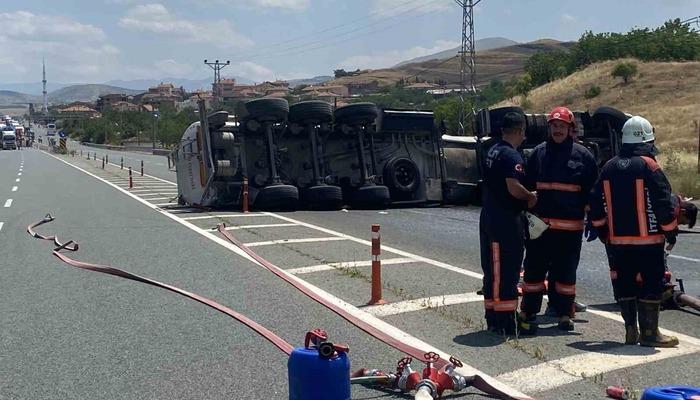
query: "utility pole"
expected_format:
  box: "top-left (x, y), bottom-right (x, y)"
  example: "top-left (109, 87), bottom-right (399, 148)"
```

top-left (42, 57), bottom-right (48, 115)
top-left (455, 0), bottom-right (482, 135)
top-left (204, 59), bottom-right (230, 103)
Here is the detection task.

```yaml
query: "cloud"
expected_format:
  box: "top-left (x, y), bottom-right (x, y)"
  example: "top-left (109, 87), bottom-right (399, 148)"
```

top-left (118, 3), bottom-right (253, 49)
top-left (156, 59), bottom-right (195, 76)
top-left (0, 11), bottom-right (122, 82)
top-left (370, 0), bottom-right (452, 17)
top-left (561, 14), bottom-right (576, 23)
top-left (0, 11), bottom-right (106, 42)
top-left (337, 39), bottom-right (460, 70)
top-left (243, 0), bottom-right (310, 10)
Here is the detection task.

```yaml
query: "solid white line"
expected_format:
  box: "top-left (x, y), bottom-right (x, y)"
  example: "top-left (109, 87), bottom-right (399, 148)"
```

top-left (669, 254), bottom-right (700, 263)
top-left (244, 237), bottom-right (347, 247)
top-left (39, 150), bottom-right (532, 400)
top-left (4, 199), bottom-right (12, 208)
top-left (496, 343), bottom-right (699, 394)
top-left (182, 214), bottom-right (265, 221)
top-left (365, 292), bottom-right (484, 317)
top-left (11, 186), bottom-right (18, 192)
top-left (264, 212), bottom-right (485, 279)
top-left (287, 257), bottom-right (416, 275)
top-left (219, 223), bottom-right (298, 231)
top-left (0, 222), bottom-right (3, 232)
top-left (153, 202), bottom-right (179, 207)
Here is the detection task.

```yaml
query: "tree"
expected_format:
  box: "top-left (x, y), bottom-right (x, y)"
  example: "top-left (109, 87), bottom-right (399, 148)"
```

top-left (611, 62), bottom-right (638, 84)
top-left (333, 69), bottom-right (348, 78)
top-left (525, 51), bottom-right (569, 86)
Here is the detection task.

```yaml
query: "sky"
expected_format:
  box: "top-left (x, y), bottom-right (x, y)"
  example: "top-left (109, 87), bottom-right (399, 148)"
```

top-left (1, 0), bottom-right (698, 85)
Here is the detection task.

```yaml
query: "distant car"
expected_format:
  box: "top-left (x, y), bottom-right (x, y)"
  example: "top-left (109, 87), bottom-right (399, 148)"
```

top-left (47, 123), bottom-right (56, 136)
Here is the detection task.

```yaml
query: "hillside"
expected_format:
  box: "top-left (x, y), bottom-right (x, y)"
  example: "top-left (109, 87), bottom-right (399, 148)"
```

top-left (0, 90), bottom-right (40, 105)
top-left (393, 37), bottom-right (519, 67)
top-left (494, 58), bottom-right (700, 196)
top-left (48, 84), bottom-right (143, 103)
top-left (326, 40), bottom-right (573, 88)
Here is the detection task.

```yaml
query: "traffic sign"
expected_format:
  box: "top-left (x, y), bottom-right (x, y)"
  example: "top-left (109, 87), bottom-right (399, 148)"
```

top-left (59, 131), bottom-right (66, 138)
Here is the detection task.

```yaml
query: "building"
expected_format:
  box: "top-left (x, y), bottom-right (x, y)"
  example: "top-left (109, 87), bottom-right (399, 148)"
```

top-left (181, 90), bottom-right (215, 109)
top-left (213, 78), bottom-right (236, 102)
top-left (111, 101), bottom-right (141, 112)
top-left (140, 82), bottom-right (185, 109)
top-left (56, 104), bottom-right (99, 118)
top-left (302, 84), bottom-right (349, 97)
top-left (96, 94), bottom-right (128, 112)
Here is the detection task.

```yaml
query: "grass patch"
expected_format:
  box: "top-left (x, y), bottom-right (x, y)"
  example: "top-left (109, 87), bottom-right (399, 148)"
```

top-left (659, 150), bottom-right (700, 198)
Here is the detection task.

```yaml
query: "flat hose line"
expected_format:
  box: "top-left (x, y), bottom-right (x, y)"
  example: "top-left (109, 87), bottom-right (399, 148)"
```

top-left (215, 224), bottom-right (533, 400)
top-left (27, 217), bottom-right (295, 356)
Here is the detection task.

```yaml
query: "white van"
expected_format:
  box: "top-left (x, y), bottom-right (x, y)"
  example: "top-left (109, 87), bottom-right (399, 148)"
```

top-left (2, 130), bottom-right (17, 150)
top-left (47, 123), bottom-right (56, 136)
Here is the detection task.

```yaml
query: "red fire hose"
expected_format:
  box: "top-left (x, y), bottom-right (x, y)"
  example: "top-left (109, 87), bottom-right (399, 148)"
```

top-left (216, 224), bottom-right (533, 400)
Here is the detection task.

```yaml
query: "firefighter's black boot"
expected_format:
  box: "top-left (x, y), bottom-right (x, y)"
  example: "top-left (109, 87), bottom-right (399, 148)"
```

top-left (638, 299), bottom-right (678, 348)
top-left (618, 298), bottom-right (639, 345)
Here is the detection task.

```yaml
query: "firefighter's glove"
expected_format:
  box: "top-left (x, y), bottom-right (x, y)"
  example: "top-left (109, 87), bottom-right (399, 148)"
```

top-left (664, 229), bottom-right (678, 251)
top-left (584, 218), bottom-right (598, 242)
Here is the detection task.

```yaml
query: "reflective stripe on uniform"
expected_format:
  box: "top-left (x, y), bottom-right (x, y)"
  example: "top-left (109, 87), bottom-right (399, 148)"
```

top-left (603, 180), bottom-right (615, 236)
top-left (491, 242), bottom-right (501, 301)
top-left (661, 219), bottom-right (678, 232)
top-left (542, 218), bottom-right (585, 231)
top-left (592, 218), bottom-right (607, 227)
top-left (493, 300), bottom-right (518, 312)
top-left (536, 182), bottom-right (581, 192)
top-left (555, 282), bottom-right (576, 296)
top-left (522, 282), bottom-right (546, 293)
top-left (484, 299), bottom-right (494, 310)
top-left (635, 179), bottom-right (648, 237)
top-left (609, 235), bottom-right (665, 245)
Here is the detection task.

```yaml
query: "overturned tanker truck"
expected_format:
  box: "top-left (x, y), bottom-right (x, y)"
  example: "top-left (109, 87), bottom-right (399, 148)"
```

top-left (170, 98), bottom-right (629, 211)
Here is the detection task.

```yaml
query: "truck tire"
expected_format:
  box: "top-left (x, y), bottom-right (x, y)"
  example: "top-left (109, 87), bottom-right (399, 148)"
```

top-left (254, 184), bottom-right (299, 211)
top-left (383, 157), bottom-right (420, 193)
top-left (351, 184), bottom-right (390, 209)
top-left (239, 98), bottom-right (289, 123)
top-left (289, 101), bottom-right (333, 124)
top-left (211, 131), bottom-right (235, 148)
top-left (304, 185), bottom-right (343, 211)
top-left (334, 103), bottom-right (378, 125)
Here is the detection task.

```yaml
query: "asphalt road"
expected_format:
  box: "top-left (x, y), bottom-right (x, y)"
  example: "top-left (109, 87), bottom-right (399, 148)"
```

top-left (2, 142), bottom-right (699, 400)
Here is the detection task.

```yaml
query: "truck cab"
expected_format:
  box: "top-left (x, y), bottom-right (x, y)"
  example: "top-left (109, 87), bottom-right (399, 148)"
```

top-left (2, 126), bottom-right (17, 150)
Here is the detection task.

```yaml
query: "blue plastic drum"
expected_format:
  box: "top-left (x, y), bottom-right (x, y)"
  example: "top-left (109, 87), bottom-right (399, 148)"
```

top-left (641, 386), bottom-right (700, 400)
top-left (288, 346), bottom-right (351, 400)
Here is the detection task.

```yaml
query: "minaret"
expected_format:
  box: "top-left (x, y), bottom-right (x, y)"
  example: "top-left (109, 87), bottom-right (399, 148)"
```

top-left (42, 57), bottom-right (48, 114)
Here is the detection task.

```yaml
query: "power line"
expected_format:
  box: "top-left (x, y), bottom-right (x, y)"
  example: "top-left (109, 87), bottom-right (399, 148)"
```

top-left (229, 0), bottom-right (445, 62)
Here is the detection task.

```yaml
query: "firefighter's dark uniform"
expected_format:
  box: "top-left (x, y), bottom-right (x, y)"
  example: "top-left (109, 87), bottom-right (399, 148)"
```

top-left (590, 144), bottom-right (678, 346)
top-left (479, 140), bottom-right (527, 333)
top-left (521, 137), bottom-right (598, 318)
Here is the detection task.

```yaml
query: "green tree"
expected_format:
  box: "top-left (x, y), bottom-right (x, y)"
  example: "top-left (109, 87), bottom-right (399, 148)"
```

top-left (525, 50), bottom-right (569, 86)
top-left (611, 62), bottom-right (638, 84)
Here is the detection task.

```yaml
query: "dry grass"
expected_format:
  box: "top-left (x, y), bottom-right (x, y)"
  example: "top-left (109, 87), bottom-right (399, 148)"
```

top-left (495, 58), bottom-right (700, 196)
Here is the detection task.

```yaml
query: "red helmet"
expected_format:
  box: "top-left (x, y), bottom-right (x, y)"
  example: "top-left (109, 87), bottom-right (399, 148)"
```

top-left (547, 106), bottom-right (574, 125)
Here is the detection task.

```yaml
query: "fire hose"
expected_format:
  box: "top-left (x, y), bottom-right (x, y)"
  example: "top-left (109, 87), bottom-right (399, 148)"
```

top-left (215, 224), bottom-right (532, 400)
top-left (27, 215), bottom-right (532, 400)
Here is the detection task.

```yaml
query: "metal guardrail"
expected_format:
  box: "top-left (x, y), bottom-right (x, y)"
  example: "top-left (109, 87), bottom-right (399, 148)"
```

top-left (80, 142), bottom-right (170, 156)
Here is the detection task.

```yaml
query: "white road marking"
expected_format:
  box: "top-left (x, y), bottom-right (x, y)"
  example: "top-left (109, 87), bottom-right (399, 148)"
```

top-left (4, 199), bottom-right (12, 208)
top-left (365, 292), bottom-right (484, 317)
top-left (139, 193), bottom-right (178, 197)
top-left (41, 150), bottom-right (532, 400)
top-left (0, 222), bottom-right (3, 232)
top-left (265, 212), bottom-right (485, 279)
top-left (17, 172), bottom-right (21, 176)
top-left (287, 257), bottom-right (416, 275)
top-left (143, 197), bottom-right (172, 201)
top-left (153, 202), bottom-right (179, 207)
top-left (183, 214), bottom-right (264, 221)
top-left (15, 178), bottom-right (19, 182)
top-left (496, 343), bottom-right (700, 394)
top-left (244, 237), bottom-right (347, 247)
top-left (219, 223), bottom-right (298, 231)
top-left (669, 254), bottom-right (700, 263)
top-left (11, 186), bottom-right (18, 192)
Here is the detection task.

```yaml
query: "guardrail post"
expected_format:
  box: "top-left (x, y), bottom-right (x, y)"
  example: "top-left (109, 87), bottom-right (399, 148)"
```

top-left (105, 154), bottom-right (108, 164)
top-left (120, 157), bottom-right (124, 170)
top-left (129, 167), bottom-right (133, 189)
top-left (368, 224), bottom-right (386, 305)
top-left (102, 156), bottom-right (105, 169)
top-left (140, 160), bottom-right (144, 176)
top-left (242, 177), bottom-right (249, 213)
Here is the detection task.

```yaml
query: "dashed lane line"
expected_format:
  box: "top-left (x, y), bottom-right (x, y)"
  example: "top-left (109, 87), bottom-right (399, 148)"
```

top-left (243, 237), bottom-right (347, 247)
top-left (0, 222), bottom-right (3, 232)
top-left (15, 178), bottom-right (20, 182)
top-left (4, 199), bottom-right (12, 208)
top-left (364, 292), bottom-right (483, 317)
top-left (42, 150), bottom-right (531, 400)
top-left (287, 257), bottom-right (416, 275)
top-left (11, 186), bottom-right (18, 192)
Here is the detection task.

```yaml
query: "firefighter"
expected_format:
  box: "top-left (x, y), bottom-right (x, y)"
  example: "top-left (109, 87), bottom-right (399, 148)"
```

top-left (520, 106), bottom-right (598, 331)
top-left (589, 116), bottom-right (679, 347)
top-left (479, 112), bottom-right (538, 335)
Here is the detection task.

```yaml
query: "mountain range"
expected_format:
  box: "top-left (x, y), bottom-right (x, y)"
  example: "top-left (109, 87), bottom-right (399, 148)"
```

top-left (393, 37), bottom-right (519, 67)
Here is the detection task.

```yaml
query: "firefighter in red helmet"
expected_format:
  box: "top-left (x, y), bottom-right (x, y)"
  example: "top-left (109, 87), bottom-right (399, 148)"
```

top-left (520, 106), bottom-right (599, 331)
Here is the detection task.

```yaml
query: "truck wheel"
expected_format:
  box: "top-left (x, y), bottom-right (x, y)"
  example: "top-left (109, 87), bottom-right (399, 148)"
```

top-left (351, 184), bottom-right (390, 209)
top-left (304, 185), bottom-right (343, 210)
top-left (239, 98), bottom-right (289, 123)
top-left (384, 157), bottom-right (420, 193)
top-left (254, 184), bottom-right (299, 211)
top-left (334, 103), bottom-right (378, 125)
top-left (289, 101), bottom-right (333, 124)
